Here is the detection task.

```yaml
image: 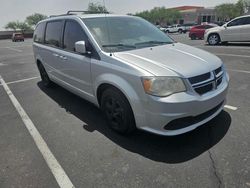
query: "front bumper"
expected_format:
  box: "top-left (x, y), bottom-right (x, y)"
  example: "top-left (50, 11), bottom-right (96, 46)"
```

top-left (137, 73), bottom-right (229, 136)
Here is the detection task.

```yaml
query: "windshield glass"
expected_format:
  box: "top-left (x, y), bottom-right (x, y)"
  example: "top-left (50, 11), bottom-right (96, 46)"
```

top-left (83, 16), bottom-right (174, 52)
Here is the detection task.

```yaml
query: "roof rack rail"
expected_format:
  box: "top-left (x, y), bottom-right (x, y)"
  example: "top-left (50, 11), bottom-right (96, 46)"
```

top-left (49, 10), bottom-right (109, 18)
top-left (49, 13), bottom-right (74, 18)
top-left (67, 10), bottom-right (109, 14)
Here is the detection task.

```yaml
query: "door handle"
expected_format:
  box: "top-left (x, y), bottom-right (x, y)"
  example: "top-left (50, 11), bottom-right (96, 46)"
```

top-left (59, 55), bottom-right (67, 60)
top-left (52, 53), bottom-right (59, 57)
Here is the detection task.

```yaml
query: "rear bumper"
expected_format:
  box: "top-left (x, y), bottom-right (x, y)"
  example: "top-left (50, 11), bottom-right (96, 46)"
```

top-left (137, 73), bottom-right (229, 136)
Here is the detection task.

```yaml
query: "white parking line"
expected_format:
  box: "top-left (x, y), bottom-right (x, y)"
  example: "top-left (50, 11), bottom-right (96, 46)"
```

top-left (228, 69), bottom-right (250, 74)
top-left (0, 75), bottom-right (75, 188)
top-left (224, 105), bottom-right (238, 111)
top-left (214, 53), bottom-right (250, 58)
top-left (0, 45), bottom-right (31, 49)
top-left (0, 76), bottom-right (40, 86)
top-left (5, 47), bottom-right (22, 52)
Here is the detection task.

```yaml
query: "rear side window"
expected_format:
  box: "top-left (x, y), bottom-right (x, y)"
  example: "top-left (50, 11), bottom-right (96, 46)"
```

top-left (45, 21), bottom-right (63, 47)
top-left (34, 23), bottom-right (45, 43)
top-left (63, 20), bottom-right (88, 52)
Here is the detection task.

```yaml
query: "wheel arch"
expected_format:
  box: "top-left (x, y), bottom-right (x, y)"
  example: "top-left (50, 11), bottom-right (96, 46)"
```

top-left (94, 74), bottom-right (146, 128)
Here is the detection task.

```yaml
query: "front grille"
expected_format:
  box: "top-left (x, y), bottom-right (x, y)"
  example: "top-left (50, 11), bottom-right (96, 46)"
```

top-left (164, 101), bottom-right (224, 131)
top-left (189, 72), bottom-right (211, 85)
top-left (195, 83), bottom-right (213, 95)
top-left (188, 66), bottom-right (223, 95)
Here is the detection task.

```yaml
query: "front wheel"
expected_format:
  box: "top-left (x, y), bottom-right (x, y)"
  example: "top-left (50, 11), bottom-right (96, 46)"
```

top-left (178, 29), bottom-right (183, 34)
top-left (208, 34), bottom-right (220, 45)
top-left (101, 88), bottom-right (136, 134)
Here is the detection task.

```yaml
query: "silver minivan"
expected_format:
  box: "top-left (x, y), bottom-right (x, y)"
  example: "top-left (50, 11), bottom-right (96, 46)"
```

top-left (33, 12), bottom-right (229, 136)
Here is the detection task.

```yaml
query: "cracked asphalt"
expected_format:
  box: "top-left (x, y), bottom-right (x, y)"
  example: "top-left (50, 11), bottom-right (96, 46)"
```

top-left (0, 34), bottom-right (250, 188)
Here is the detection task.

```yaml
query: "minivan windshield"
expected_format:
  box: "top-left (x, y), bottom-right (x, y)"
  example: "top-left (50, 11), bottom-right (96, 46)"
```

top-left (83, 16), bottom-right (174, 52)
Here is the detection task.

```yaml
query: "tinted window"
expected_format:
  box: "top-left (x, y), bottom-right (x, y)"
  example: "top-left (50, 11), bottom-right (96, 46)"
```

top-left (34, 22), bottom-right (45, 43)
top-left (45, 21), bottom-right (63, 47)
top-left (242, 17), bottom-right (250, 25)
top-left (227, 18), bottom-right (244, 27)
top-left (63, 21), bottom-right (87, 52)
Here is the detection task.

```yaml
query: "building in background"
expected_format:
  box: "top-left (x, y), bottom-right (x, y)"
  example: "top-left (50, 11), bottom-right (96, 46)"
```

top-left (171, 6), bottom-right (218, 24)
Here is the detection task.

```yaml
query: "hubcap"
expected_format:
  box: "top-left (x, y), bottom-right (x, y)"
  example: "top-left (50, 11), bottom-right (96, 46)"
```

top-left (209, 35), bottom-right (219, 45)
top-left (104, 97), bottom-right (124, 130)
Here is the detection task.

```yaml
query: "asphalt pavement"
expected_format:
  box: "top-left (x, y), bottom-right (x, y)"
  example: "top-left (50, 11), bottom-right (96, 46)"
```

top-left (0, 35), bottom-right (249, 188)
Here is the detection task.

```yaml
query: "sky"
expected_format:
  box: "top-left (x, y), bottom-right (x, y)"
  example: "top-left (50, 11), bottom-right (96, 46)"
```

top-left (0, 0), bottom-right (238, 30)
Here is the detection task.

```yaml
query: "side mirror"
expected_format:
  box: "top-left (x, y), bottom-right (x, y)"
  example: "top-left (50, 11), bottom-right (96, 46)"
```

top-left (75, 41), bottom-right (86, 54)
top-left (223, 25), bottom-right (227, 29)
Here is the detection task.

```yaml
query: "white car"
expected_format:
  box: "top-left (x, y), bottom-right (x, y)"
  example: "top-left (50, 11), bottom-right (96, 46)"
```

top-left (205, 15), bottom-right (250, 45)
top-left (165, 24), bottom-right (186, 33)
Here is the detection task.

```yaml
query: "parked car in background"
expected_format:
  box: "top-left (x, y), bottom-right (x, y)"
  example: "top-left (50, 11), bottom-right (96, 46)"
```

top-left (205, 15), bottom-right (250, 45)
top-left (189, 24), bottom-right (216, 40)
top-left (165, 24), bottom-right (186, 33)
top-left (181, 23), bottom-right (197, 32)
top-left (12, 33), bottom-right (24, 42)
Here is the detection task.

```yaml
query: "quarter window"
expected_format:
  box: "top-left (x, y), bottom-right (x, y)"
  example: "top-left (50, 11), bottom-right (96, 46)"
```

top-left (45, 21), bottom-right (63, 47)
top-left (63, 21), bottom-right (87, 52)
top-left (34, 22), bottom-right (45, 43)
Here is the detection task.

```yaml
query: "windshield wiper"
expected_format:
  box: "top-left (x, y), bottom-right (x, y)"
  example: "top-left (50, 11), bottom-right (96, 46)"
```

top-left (102, 44), bottom-right (136, 49)
top-left (135, 41), bottom-right (173, 46)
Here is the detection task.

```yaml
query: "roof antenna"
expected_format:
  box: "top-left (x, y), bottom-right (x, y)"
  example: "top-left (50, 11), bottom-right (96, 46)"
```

top-left (102, 0), bottom-right (112, 56)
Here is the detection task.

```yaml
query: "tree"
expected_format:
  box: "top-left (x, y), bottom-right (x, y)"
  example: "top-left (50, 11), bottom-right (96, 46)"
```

top-left (215, 0), bottom-right (250, 21)
top-left (26, 13), bottom-right (47, 26)
top-left (5, 21), bottom-right (18, 30)
top-left (17, 22), bottom-right (32, 31)
top-left (87, 2), bottom-right (108, 13)
top-left (135, 7), bottom-right (181, 25)
top-left (5, 21), bottom-right (32, 31)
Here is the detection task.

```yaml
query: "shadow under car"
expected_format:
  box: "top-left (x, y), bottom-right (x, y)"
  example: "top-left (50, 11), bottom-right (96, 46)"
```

top-left (37, 81), bottom-right (231, 164)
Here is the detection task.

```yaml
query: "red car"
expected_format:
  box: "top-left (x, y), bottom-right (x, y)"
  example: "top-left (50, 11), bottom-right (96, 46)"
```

top-left (189, 24), bottom-right (216, 40)
top-left (12, 33), bottom-right (24, 42)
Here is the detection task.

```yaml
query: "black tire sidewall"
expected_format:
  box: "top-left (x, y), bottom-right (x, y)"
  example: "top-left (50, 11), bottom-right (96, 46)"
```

top-left (101, 88), bottom-right (136, 134)
top-left (38, 63), bottom-right (52, 87)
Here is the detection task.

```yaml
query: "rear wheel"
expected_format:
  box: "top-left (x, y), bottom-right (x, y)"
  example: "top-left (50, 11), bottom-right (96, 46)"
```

top-left (208, 33), bottom-right (220, 45)
top-left (101, 88), bottom-right (136, 134)
top-left (178, 29), bottom-right (183, 34)
top-left (37, 63), bottom-right (53, 87)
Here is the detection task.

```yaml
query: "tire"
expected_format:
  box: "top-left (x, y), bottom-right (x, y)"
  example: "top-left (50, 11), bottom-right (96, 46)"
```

top-left (101, 88), bottom-right (136, 134)
top-left (178, 29), bottom-right (183, 34)
top-left (208, 33), bottom-right (220, 45)
top-left (37, 63), bottom-right (53, 87)
top-left (190, 34), bottom-right (196, 40)
top-left (166, 30), bottom-right (169, 34)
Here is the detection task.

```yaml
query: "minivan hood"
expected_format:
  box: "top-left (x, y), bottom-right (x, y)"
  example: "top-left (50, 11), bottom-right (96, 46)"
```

top-left (114, 43), bottom-right (222, 78)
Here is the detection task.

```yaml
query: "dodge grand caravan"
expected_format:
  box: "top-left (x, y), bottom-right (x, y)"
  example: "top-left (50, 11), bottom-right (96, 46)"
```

top-left (33, 12), bottom-right (229, 136)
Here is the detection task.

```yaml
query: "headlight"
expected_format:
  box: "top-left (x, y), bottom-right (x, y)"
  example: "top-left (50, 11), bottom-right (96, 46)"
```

top-left (141, 76), bottom-right (186, 97)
